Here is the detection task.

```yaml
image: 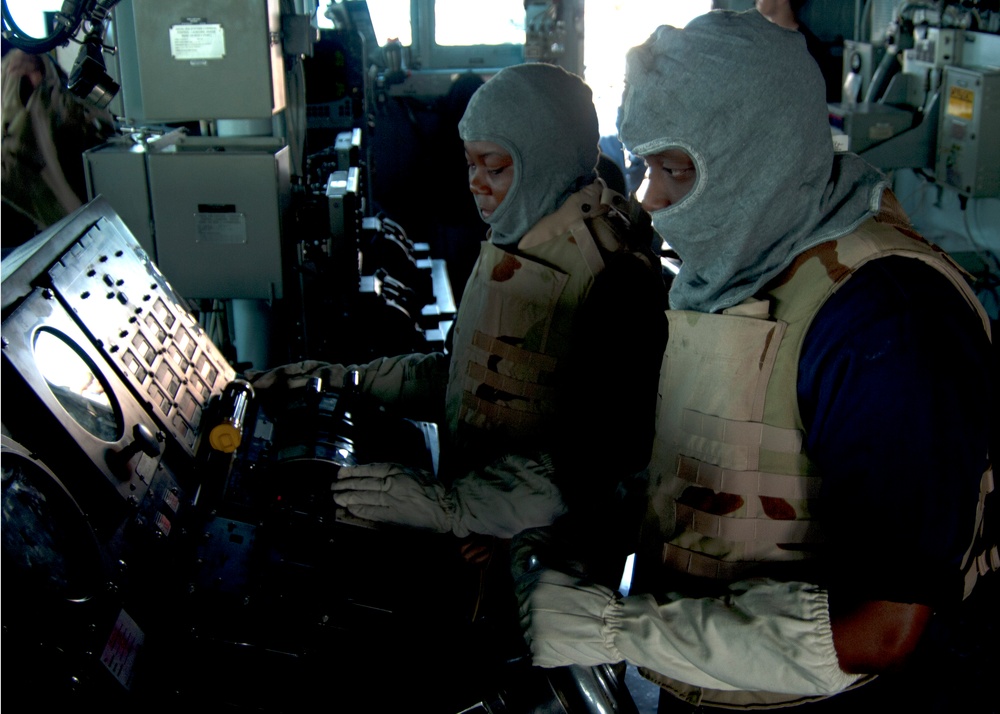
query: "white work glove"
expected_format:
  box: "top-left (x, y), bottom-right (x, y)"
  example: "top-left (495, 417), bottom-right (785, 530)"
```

top-left (517, 570), bottom-right (863, 696)
top-left (332, 462), bottom-right (455, 532)
top-left (332, 454), bottom-right (567, 538)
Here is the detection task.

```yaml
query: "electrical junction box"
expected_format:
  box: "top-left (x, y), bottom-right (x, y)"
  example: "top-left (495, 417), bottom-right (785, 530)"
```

top-left (909, 27), bottom-right (964, 67)
top-left (85, 133), bottom-right (291, 300)
top-left (83, 130), bottom-right (187, 257)
top-left (112, 0), bottom-right (286, 123)
top-left (936, 67), bottom-right (1000, 198)
top-left (146, 136), bottom-right (291, 300)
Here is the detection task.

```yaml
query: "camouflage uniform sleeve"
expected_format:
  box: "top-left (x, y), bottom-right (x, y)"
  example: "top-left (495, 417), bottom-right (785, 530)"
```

top-left (245, 351), bottom-right (449, 422)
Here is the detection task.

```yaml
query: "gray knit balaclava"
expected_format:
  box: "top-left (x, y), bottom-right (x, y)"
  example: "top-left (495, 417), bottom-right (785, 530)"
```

top-left (459, 62), bottom-right (600, 246)
top-left (618, 9), bottom-right (887, 313)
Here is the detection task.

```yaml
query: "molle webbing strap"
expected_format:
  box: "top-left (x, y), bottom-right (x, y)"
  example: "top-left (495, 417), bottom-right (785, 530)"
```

top-left (461, 391), bottom-right (539, 421)
top-left (463, 361), bottom-right (556, 402)
top-left (674, 502), bottom-right (823, 543)
top-left (660, 544), bottom-right (759, 580)
top-left (676, 456), bottom-right (822, 500)
top-left (660, 540), bottom-right (813, 580)
top-left (681, 410), bottom-right (803, 454)
top-left (677, 409), bottom-right (807, 474)
top-left (962, 467), bottom-right (998, 599)
top-left (568, 218), bottom-right (606, 277)
top-left (965, 545), bottom-right (1000, 598)
top-left (470, 330), bottom-right (558, 374)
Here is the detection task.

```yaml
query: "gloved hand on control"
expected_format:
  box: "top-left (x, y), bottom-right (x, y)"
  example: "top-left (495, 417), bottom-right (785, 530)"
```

top-left (332, 453), bottom-right (567, 538)
top-left (245, 360), bottom-right (352, 392)
top-left (246, 353), bottom-right (447, 417)
top-left (332, 462), bottom-right (455, 532)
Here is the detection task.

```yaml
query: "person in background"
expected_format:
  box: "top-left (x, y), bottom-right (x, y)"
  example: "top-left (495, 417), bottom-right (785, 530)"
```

top-left (514, 9), bottom-right (994, 711)
top-left (251, 63), bottom-right (667, 570)
top-left (756, 0), bottom-right (843, 102)
top-left (1, 47), bottom-right (116, 255)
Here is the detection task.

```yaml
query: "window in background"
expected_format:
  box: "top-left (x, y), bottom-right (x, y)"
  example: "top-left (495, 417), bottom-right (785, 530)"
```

top-left (434, 0), bottom-right (524, 46)
top-left (3, 0), bottom-right (63, 40)
top-left (584, 0), bottom-right (713, 137)
top-left (317, 0), bottom-right (412, 45)
top-left (365, 0), bottom-right (411, 45)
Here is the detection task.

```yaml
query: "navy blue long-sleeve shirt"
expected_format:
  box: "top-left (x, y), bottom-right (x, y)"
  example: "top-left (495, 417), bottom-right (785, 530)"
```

top-left (798, 256), bottom-right (994, 611)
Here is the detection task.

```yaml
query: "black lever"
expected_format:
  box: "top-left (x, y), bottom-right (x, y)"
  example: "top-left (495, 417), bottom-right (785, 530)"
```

top-left (106, 423), bottom-right (161, 478)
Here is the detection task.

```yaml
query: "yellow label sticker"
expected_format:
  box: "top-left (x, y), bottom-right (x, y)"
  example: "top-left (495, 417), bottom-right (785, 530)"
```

top-left (947, 86), bottom-right (975, 120)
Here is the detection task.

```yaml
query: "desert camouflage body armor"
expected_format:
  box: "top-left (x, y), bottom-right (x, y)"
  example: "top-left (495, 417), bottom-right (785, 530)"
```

top-left (635, 209), bottom-right (992, 708)
top-left (444, 181), bottom-right (646, 459)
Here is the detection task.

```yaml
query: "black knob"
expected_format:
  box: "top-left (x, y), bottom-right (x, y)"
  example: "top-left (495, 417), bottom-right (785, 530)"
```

top-left (106, 423), bottom-right (161, 478)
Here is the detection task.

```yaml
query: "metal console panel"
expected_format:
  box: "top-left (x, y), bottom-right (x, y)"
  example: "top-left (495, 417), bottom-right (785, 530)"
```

top-left (2, 286), bottom-right (161, 521)
top-left (2, 198), bottom-right (235, 464)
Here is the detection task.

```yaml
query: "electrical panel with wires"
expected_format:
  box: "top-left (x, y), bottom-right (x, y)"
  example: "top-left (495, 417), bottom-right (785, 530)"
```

top-left (936, 66), bottom-right (1000, 197)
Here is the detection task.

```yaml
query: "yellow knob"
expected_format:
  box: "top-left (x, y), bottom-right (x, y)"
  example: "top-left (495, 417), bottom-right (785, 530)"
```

top-left (210, 422), bottom-right (241, 453)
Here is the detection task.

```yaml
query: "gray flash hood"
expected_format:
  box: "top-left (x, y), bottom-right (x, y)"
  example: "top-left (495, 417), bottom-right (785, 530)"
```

top-left (618, 9), bottom-right (887, 313)
top-left (459, 63), bottom-right (600, 246)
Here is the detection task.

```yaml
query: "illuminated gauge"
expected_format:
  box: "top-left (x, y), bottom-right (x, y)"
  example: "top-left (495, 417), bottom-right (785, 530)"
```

top-left (33, 328), bottom-right (123, 443)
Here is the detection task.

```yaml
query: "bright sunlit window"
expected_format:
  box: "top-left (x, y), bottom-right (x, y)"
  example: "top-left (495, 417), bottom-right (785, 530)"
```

top-left (434, 0), bottom-right (524, 46)
top-left (3, 0), bottom-right (62, 39)
top-left (584, 0), bottom-right (713, 137)
top-left (366, 0), bottom-right (412, 46)
top-left (318, 0), bottom-right (412, 45)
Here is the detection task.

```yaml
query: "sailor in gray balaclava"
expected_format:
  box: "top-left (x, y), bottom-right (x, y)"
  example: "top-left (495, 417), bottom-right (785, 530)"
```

top-left (516, 9), bottom-right (992, 710)
top-left (457, 62), bottom-right (601, 245)
top-left (617, 8), bottom-right (885, 314)
top-left (329, 63), bottom-right (667, 548)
